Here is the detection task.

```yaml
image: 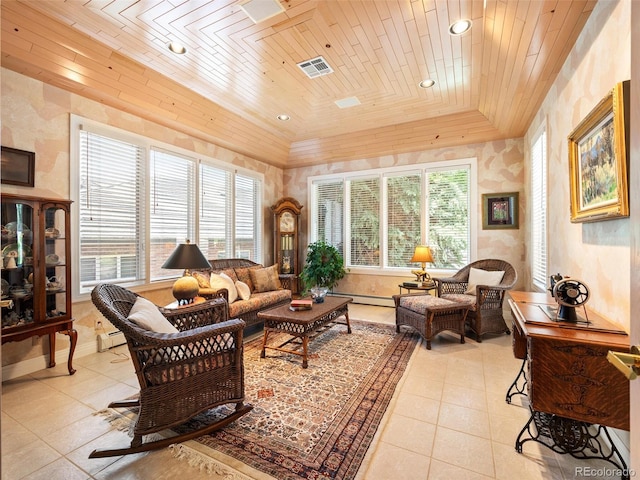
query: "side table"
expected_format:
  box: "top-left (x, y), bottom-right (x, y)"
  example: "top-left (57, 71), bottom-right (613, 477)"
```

top-left (398, 283), bottom-right (437, 295)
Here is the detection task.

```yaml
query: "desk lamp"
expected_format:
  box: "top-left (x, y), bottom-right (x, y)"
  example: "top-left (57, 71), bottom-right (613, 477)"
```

top-left (162, 240), bottom-right (211, 304)
top-left (410, 245), bottom-right (434, 286)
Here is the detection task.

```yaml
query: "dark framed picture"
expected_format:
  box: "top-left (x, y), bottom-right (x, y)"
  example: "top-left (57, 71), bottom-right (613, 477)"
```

top-left (568, 80), bottom-right (629, 223)
top-left (1, 146), bottom-right (35, 187)
top-left (482, 192), bottom-right (519, 230)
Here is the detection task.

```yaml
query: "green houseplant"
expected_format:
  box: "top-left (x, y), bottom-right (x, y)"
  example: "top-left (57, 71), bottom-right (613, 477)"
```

top-left (300, 241), bottom-right (347, 302)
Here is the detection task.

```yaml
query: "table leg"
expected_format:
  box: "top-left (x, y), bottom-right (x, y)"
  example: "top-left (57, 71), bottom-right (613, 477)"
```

top-left (48, 333), bottom-right (56, 368)
top-left (65, 328), bottom-right (77, 375)
top-left (302, 336), bottom-right (309, 369)
top-left (260, 328), bottom-right (269, 358)
top-left (345, 309), bottom-right (352, 334)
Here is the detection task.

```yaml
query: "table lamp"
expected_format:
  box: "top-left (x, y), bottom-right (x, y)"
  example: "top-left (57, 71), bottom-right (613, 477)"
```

top-left (410, 245), bottom-right (434, 286)
top-left (162, 239), bottom-right (211, 304)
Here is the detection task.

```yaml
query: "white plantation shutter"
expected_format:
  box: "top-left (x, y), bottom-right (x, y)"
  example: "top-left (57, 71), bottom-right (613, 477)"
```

top-left (531, 128), bottom-right (547, 290)
top-left (79, 130), bottom-right (145, 289)
top-left (199, 164), bottom-right (233, 260)
top-left (149, 149), bottom-right (196, 280)
top-left (349, 177), bottom-right (380, 267)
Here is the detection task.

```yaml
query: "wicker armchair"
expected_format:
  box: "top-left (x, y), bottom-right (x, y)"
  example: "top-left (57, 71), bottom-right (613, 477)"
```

top-left (89, 283), bottom-right (252, 458)
top-left (433, 259), bottom-right (517, 342)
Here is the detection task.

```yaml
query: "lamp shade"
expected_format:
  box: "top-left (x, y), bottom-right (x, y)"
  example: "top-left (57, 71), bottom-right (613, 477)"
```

top-left (410, 245), bottom-right (434, 264)
top-left (162, 240), bottom-right (211, 270)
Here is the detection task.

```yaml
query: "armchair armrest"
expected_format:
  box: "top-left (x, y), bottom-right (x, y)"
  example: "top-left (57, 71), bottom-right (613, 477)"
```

top-left (133, 318), bottom-right (247, 379)
top-left (433, 276), bottom-right (468, 296)
top-left (160, 297), bottom-right (229, 331)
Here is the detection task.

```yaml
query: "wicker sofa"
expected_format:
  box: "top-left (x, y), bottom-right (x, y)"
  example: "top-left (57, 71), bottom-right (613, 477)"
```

top-left (190, 258), bottom-right (292, 329)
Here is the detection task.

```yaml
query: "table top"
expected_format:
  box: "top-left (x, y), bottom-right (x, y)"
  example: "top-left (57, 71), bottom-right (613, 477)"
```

top-left (508, 290), bottom-right (628, 348)
top-left (258, 296), bottom-right (353, 324)
top-left (398, 283), bottom-right (436, 290)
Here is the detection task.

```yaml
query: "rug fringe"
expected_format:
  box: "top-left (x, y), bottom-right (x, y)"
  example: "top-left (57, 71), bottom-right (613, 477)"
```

top-left (169, 443), bottom-right (254, 480)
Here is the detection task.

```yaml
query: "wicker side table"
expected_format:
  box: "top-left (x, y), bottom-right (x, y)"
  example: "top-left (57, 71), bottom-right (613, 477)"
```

top-left (393, 294), bottom-right (470, 350)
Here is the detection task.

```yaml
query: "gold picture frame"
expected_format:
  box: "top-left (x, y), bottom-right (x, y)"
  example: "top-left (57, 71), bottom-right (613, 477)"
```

top-left (568, 80), bottom-right (629, 223)
top-left (482, 192), bottom-right (519, 230)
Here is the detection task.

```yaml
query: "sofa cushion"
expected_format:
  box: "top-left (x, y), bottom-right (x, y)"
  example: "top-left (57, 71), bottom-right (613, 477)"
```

top-left (250, 264), bottom-right (281, 293)
top-left (210, 272), bottom-right (238, 303)
top-left (235, 280), bottom-right (251, 300)
top-left (192, 271), bottom-right (211, 289)
top-left (234, 266), bottom-right (261, 292)
top-left (464, 268), bottom-right (504, 295)
top-left (228, 289), bottom-right (291, 318)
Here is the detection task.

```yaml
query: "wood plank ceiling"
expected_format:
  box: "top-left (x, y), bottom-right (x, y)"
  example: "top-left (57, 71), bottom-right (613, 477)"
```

top-left (1, 0), bottom-right (595, 169)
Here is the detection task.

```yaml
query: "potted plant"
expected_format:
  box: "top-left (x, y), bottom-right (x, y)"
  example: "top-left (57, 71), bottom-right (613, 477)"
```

top-left (300, 241), bottom-right (347, 303)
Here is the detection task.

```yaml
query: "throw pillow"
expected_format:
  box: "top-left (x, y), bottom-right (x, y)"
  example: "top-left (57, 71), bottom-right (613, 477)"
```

top-left (250, 264), bottom-right (281, 293)
top-left (465, 267), bottom-right (505, 295)
top-left (234, 266), bottom-right (261, 292)
top-left (128, 296), bottom-right (179, 333)
top-left (192, 271), bottom-right (211, 289)
top-left (210, 272), bottom-right (238, 303)
top-left (235, 280), bottom-right (251, 300)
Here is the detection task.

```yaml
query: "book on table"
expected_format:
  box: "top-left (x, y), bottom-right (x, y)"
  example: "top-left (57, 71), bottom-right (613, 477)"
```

top-left (290, 299), bottom-right (313, 311)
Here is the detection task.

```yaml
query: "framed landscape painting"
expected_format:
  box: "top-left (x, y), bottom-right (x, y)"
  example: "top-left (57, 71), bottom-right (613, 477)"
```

top-left (482, 192), bottom-right (519, 230)
top-left (568, 80), bottom-right (629, 223)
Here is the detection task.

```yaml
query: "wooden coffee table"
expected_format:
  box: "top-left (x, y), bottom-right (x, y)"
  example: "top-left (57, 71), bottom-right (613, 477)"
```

top-left (258, 296), bottom-right (353, 368)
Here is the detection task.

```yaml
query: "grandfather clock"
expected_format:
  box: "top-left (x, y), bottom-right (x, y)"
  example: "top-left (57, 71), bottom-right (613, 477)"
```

top-left (271, 197), bottom-right (303, 294)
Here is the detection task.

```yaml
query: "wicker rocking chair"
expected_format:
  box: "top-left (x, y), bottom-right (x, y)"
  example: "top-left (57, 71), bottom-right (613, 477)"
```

top-left (433, 259), bottom-right (517, 342)
top-left (89, 283), bottom-right (252, 458)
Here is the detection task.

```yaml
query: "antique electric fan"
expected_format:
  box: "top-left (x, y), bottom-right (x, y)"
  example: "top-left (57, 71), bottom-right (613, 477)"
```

top-left (550, 276), bottom-right (590, 322)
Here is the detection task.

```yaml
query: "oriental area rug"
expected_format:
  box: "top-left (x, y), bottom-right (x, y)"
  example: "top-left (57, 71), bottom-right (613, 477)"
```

top-left (104, 319), bottom-right (419, 480)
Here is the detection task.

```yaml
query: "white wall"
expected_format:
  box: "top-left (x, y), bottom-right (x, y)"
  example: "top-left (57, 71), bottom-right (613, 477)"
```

top-left (524, 0), bottom-right (631, 330)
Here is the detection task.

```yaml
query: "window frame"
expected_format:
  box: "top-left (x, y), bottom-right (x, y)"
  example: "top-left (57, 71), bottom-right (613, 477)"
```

top-left (307, 158), bottom-right (477, 277)
top-left (70, 115), bottom-right (264, 300)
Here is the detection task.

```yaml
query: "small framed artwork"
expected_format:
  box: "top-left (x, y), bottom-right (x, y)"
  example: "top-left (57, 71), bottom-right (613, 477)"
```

top-left (482, 192), bottom-right (519, 230)
top-left (568, 80), bottom-right (629, 223)
top-left (1, 146), bottom-right (35, 187)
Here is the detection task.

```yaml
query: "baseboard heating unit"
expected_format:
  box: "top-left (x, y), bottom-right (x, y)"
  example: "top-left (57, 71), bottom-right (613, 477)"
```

top-left (98, 331), bottom-right (127, 352)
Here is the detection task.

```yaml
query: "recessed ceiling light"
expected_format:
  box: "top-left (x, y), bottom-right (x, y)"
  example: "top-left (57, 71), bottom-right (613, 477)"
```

top-left (419, 79), bottom-right (435, 88)
top-left (448, 19), bottom-right (472, 36)
top-left (276, 114), bottom-right (290, 121)
top-left (168, 41), bottom-right (187, 54)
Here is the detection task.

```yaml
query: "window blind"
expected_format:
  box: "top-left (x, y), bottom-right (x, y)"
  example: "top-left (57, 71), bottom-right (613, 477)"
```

top-left (199, 164), bottom-right (233, 260)
top-left (150, 149), bottom-right (196, 280)
top-left (531, 129), bottom-right (548, 290)
top-left (315, 181), bottom-right (344, 255)
top-left (349, 177), bottom-right (380, 267)
top-left (386, 174), bottom-right (421, 267)
top-left (426, 168), bottom-right (470, 268)
top-left (235, 173), bottom-right (261, 260)
top-left (79, 130), bottom-right (144, 288)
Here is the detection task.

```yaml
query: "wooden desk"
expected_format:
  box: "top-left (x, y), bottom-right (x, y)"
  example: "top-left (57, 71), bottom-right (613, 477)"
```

top-left (507, 291), bottom-right (630, 476)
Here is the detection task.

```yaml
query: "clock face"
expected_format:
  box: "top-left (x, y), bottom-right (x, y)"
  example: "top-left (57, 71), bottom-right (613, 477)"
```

top-left (280, 211), bottom-right (295, 232)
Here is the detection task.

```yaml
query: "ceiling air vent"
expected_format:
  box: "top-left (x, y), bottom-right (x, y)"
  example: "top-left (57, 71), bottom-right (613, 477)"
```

top-left (297, 56), bottom-right (333, 79)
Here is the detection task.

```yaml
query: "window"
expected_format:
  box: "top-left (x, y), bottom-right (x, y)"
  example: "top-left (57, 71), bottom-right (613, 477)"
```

top-left (72, 116), bottom-right (263, 295)
top-left (531, 127), bottom-right (547, 290)
top-left (308, 160), bottom-right (475, 271)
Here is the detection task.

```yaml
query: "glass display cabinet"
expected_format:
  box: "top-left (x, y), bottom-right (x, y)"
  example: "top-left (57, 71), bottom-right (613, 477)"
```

top-left (1, 193), bottom-right (76, 375)
top-left (271, 197), bottom-right (303, 294)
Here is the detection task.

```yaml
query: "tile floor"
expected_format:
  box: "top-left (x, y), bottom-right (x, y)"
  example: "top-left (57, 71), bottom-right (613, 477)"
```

top-left (1, 304), bottom-right (626, 479)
